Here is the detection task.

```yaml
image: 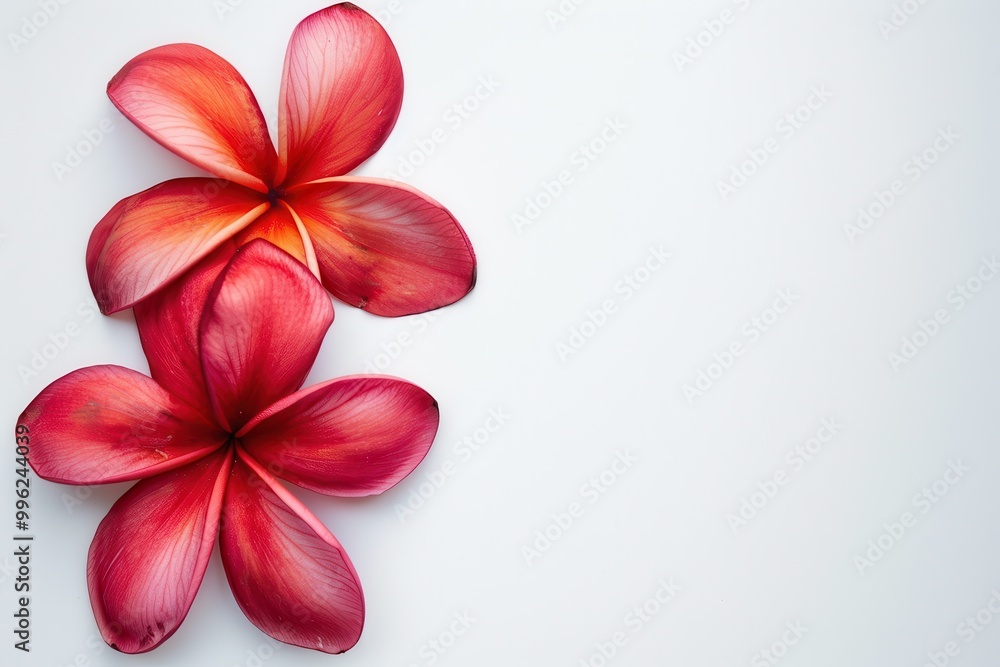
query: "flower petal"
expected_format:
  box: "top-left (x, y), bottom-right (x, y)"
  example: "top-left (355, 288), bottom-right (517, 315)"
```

top-left (199, 239), bottom-right (333, 433)
top-left (87, 178), bottom-right (269, 314)
top-left (18, 366), bottom-right (226, 485)
top-left (232, 203), bottom-right (312, 271)
top-left (240, 376), bottom-right (438, 496)
top-left (276, 3), bottom-right (403, 186)
top-left (88, 448), bottom-right (232, 654)
top-left (134, 242), bottom-right (237, 421)
top-left (221, 449), bottom-right (364, 653)
top-left (285, 178), bottom-right (476, 316)
top-left (108, 43), bottom-right (277, 192)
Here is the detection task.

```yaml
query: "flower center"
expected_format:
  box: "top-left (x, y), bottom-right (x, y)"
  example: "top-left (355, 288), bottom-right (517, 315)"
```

top-left (267, 187), bottom-right (286, 205)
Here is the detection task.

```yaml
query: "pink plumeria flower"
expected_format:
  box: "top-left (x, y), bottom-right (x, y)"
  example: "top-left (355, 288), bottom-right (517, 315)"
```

top-left (88, 2), bottom-right (476, 317)
top-left (19, 239), bottom-right (439, 654)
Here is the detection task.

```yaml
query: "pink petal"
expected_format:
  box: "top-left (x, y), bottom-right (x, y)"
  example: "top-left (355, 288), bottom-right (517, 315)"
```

top-left (285, 178), bottom-right (477, 316)
top-left (88, 448), bottom-right (232, 654)
top-left (199, 239), bottom-right (333, 433)
top-left (239, 376), bottom-right (439, 496)
top-left (18, 366), bottom-right (226, 485)
top-left (134, 242), bottom-right (237, 421)
top-left (220, 449), bottom-right (364, 653)
top-left (108, 43), bottom-right (277, 192)
top-left (276, 4), bottom-right (403, 186)
top-left (87, 178), bottom-right (269, 314)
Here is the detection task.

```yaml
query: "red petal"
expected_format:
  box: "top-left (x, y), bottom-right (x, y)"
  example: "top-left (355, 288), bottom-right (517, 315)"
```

top-left (87, 178), bottom-right (268, 314)
top-left (285, 178), bottom-right (476, 316)
top-left (240, 376), bottom-right (438, 496)
top-left (18, 366), bottom-right (226, 485)
top-left (134, 242), bottom-right (236, 421)
top-left (220, 450), bottom-right (364, 653)
top-left (276, 4), bottom-right (403, 186)
top-left (88, 448), bottom-right (232, 654)
top-left (199, 240), bottom-right (333, 433)
top-left (108, 43), bottom-right (277, 192)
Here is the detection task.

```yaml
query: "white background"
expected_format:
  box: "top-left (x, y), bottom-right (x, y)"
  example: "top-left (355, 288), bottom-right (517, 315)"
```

top-left (3, 0), bottom-right (1000, 665)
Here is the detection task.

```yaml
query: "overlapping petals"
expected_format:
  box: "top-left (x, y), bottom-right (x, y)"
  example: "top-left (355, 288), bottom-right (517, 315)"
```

top-left (233, 205), bottom-right (317, 273)
top-left (134, 242), bottom-right (236, 420)
top-left (20, 240), bottom-right (440, 654)
top-left (30, 3), bottom-right (461, 655)
top-left (87, 178), bottom-right (268, 314)
top-left (199, 240), bottom-right (333, 432)
top-left (89, 2), bottom-right (475, 318)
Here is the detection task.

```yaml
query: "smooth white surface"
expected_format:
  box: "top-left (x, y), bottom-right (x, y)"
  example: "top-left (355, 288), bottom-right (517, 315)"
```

top-left (3, 1), bottom-right (1000, 665)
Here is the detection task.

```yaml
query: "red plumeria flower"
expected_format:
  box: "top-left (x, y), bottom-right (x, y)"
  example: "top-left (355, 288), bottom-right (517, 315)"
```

top-left (88, 2), bottom-right (476, 318)
top-left (18, 240), bottom-right (439, 654)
